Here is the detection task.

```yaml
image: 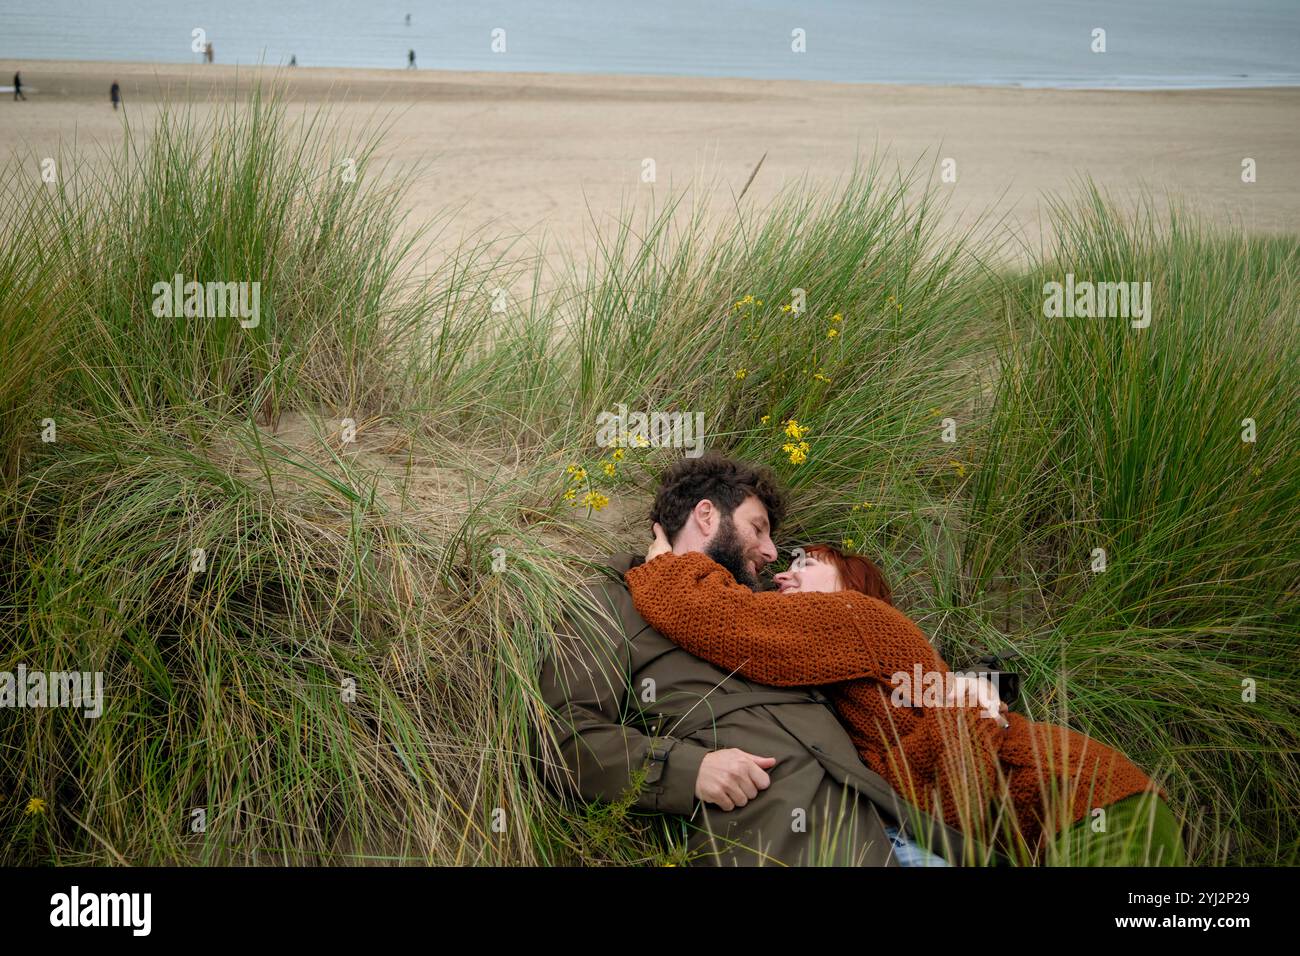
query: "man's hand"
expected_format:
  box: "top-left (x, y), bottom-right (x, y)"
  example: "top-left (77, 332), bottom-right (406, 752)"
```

top-left (646, 521), bottom-right (673, 562)
top-left (694, 749), bottom-right (777, 810)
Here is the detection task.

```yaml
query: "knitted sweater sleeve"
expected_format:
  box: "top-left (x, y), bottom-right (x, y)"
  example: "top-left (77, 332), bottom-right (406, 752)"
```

top-left (623, 551), bottom-right (946, 686)
top-left (623, 551), bottom-right (1011, 830)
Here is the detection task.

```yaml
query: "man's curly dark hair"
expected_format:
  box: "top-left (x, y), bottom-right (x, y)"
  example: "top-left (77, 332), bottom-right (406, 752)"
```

top-left (649, 452), bottom-right (788, 543)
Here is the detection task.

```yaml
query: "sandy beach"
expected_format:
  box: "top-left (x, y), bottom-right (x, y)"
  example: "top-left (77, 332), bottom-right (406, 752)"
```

top-left (3, 60), bottom-right (1298, 273)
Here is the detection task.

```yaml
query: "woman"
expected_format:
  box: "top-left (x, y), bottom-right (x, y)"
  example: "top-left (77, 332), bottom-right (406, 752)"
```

top-left (625, 526), bottom-right (1185, 864)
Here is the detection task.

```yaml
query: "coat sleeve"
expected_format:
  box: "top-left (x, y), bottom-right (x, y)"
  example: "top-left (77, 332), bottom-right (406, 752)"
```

top-left (538, 577), bottom-right (710, 816)
top-left (623, 551), bottom-right (948, 686)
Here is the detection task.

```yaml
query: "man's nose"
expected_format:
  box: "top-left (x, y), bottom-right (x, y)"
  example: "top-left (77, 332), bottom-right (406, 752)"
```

top-left (758, 535), bottom-right (778, 566)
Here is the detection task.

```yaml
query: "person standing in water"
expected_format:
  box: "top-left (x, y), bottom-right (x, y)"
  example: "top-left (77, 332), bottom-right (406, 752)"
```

top-left (110, 81), bottom-right (121, 110)
top-left (13, 71), bottom-right (27, 101)
top-left (407, 49), bottom-right (416, 69)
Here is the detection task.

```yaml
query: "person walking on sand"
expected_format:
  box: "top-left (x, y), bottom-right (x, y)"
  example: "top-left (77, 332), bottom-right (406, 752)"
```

top-left (13, 71), bottom-right (27, 101)
top-left (110, 81), bottom-right (121, 110)
top-left (407, 49), bottom-right (416, 69)
top-left (204, 42), bottom-right (214, 64)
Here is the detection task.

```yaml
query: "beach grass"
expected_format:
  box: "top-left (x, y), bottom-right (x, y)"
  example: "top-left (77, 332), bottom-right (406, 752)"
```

top-left (1, 86), bottom-right (1295, 865)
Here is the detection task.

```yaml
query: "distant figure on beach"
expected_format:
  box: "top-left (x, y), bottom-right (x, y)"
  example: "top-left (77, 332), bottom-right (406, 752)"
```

top-left (407, 49), bottom-right (416, 69)
top-left (289, 54), bottom-right (297, 67)
top-left (110, 81), bottom-right (121, 110)
top-left (13, 71), bottom-right (27, 101)
top-left (204, 42), bottom-right (214, 64)
top-left (405, 13), bottom-right (411, 26)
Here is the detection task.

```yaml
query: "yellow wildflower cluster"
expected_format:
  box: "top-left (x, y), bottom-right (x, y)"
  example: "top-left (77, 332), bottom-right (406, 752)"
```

top-left (732, 294), bottom-right (764, 312)
top-left (950, 460), bottom-right (967, 478)
top-left (735, 368), bottom-right (748, 380)
top-left (564, 461), bottom-right (612, 511)
top-left (841, 537), bottom-right (856, 552)
top-left (579, 490), bottom-right (610, 510)
top-left (812, 369), bottom-right (832, 384)
top-left (827, 313), bottom-right (843, 338)
top-left (850, 501), bottom-right (875, 511)
top-left (563, 442), bottom-right (633, 512)
top-left (781, 419), bottom-right (811, 465)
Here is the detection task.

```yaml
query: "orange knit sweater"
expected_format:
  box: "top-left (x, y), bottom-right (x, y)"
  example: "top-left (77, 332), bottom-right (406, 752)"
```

top-left (625, 551), bottom-right (1163, 851)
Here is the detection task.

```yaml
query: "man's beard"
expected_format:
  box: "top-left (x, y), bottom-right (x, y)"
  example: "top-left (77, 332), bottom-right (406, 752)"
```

top-left (705, 515), bottom-right (759, 591)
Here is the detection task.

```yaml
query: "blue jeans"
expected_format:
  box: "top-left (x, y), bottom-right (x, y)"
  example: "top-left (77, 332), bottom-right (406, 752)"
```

top-left (883, 824), bottom-right (951, 866)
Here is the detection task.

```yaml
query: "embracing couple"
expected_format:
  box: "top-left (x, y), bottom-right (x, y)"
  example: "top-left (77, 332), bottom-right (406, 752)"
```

top-left (539, 452), bottom-right (1186, 866)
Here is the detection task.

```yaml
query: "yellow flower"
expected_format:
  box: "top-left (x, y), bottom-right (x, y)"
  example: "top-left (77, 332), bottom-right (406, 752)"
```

top-left (951, 460), bottom-right (966, 478)
top-left (735, 368), bottom-right (748, 380)
top-left (633, 433), bottom-right (650, 448)
top-left (566, 465), bottom-right (587, 483)
top-left (611, 448), bottom-right (625, 462)
top-left (781, 303), bottom-right (793, 313)
top-left (602, 462), bottom-right (617, 478)
top-left (562, 488), bottom-right (576, 501)
top-left (841, 537), bottom-right (856, 551)
top-left (781, 440), bottom-right (810, 465)
top-left (760, 415), bottom-right (770, 425)
top-left (831, 313), bottom-right (843, 323)
top-left (929, 407), bottom-right (942, 417)
top-left (581, 491), bottom-right (610, 511)
top-left (25, 797), bottom-right (46, 815)
top-left (783, 419), bottom-right (810, 440)
top-left (813, 370), bottom-right (832, 383)
top-left (826, 327), bottom-right (839, 338)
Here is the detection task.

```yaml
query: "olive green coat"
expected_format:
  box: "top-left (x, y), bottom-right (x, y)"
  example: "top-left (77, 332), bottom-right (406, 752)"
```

top-left (538, 553), bottom-right (980, 866)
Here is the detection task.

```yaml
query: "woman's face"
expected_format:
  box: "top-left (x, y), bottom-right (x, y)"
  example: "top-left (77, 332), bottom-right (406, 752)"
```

top-left (773, 551), bottom-right (841, 593)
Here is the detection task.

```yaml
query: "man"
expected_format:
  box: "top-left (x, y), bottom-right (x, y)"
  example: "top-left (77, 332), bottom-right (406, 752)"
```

top-left (538, 452), bottom-right (980, 865)
top-left (13, 71), bottom-right (27, 102)
top-left (110, 81), bottom-right (121, 111)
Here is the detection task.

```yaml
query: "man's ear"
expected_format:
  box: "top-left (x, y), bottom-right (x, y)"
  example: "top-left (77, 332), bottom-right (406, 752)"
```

top-left (690, 499), bottom-right (716, 538)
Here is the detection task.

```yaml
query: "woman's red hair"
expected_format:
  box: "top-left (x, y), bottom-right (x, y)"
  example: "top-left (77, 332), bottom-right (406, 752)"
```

top-left (804, 544), bottom-right (894, 606)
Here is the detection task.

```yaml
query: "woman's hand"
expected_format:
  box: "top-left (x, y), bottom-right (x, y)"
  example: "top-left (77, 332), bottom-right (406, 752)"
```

top-left (646, 522), bottom-right (673, 562)
top-left (946, 674), bottom-right (1010, 728)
